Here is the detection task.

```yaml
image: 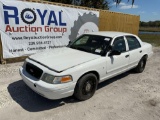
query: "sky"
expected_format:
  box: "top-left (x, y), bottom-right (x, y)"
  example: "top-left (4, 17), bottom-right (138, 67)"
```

top-left (110, 0), bottom-right (160, 22)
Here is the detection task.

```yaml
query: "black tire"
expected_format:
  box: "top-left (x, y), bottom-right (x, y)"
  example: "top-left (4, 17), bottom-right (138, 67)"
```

top-left (74, 73), bottom-right (98, 101)
top-left (134, 56), bottom-right (147, 73)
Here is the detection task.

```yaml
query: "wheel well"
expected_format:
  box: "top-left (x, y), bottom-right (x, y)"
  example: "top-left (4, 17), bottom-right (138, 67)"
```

top-left (143, 54), bottom-right (148, 60)
top-left (78, 71), bottom-right (100, 82)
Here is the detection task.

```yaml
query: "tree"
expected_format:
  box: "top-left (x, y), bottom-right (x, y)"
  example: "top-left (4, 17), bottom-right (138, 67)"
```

top-left (78, 0), bottom-right (110, 10)
top-left (113, 0), bottom-right (135, 6)
top-left (140, 21), bottom-right (160, 27)
top-left (49, 0), bottom-right (135, 9)
top-left (49, 0), bottom-right (110, 9)
top-left (49, 0), bottom-right (72, 4)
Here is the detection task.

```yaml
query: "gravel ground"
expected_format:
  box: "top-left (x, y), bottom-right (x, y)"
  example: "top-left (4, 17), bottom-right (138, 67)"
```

top-left (0, 47), bottom-right (160, 120)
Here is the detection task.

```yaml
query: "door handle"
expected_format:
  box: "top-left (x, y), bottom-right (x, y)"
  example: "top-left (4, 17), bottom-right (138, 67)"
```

top-left (139, 50), bottom-right (142, 53)
top-left (125, 55), bottom-right (129, 58)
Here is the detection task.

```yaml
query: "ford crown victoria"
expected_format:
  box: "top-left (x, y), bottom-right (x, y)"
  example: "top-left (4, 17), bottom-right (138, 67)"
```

top-left (19, 32), bottom-right (153, 101)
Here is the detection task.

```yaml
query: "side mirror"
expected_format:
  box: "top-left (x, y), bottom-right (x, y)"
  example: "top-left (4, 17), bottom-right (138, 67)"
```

top-left (108, 45), bottom-right (113, 51)
top-left (109, 50), bottom-right (121, 56)
top-left (101, 45), bottom-right (113, 56)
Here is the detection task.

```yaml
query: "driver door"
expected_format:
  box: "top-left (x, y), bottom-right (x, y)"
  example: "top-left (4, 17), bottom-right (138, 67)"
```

top-left (106, 36), bottom-right (129, 78)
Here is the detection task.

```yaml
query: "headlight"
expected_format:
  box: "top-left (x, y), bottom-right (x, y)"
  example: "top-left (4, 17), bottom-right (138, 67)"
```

top-left (42, 73), bottom-right (72, 84)
top-left (41, 73), bottom-right (55, 84)
top-left (53, 76), bottom-right (72, 84)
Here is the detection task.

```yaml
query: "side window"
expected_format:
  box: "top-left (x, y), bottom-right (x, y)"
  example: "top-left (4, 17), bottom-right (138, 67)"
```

top-left (126, 36), bottom-right (141, 50)
top-left (112, 36), bottom-right (126, 53)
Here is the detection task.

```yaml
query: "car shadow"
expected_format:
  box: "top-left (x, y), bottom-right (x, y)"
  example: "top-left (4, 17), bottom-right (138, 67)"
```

top-left (7, 80), bottom-right (78, 112)
top-left (7, 70), bottom-right (134, 112)
top-left (98, 71), bottom-right (134, 89)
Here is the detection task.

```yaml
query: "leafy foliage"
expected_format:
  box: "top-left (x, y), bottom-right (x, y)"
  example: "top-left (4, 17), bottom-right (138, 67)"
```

top-left (49, 0), bottom-right (135, 9)
top-left (49, 0), bottom-right (110, 9)
top-left (140, 21), bottom-right (160, 27)
top-left (49, 0), bottom-right (72, 4)
top-left (79, 0), bottom-right (110, 9)
top-left (113, 0), bottom-right (134, 6)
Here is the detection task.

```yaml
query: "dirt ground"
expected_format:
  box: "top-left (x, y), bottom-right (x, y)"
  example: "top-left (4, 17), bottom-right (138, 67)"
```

top-left (0, 47), bottom-right (160, 120)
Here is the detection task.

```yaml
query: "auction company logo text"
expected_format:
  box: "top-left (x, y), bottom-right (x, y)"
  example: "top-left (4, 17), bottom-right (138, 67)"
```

top-left (3, 5), bottom-right (67, 33)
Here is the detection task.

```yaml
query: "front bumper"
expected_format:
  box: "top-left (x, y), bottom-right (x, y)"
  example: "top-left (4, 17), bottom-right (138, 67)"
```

top-left (19, 67), bottom-right (75, 100)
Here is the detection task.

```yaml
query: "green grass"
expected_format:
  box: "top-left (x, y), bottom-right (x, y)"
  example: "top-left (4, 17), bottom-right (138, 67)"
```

top-left (139, 34), bottom-right (160, 46)
top-left (139, 27), bottom-right (160, 32)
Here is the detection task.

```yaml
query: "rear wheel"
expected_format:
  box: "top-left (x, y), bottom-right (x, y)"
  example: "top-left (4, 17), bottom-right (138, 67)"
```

top-left (74, 73), bottom-right (98, 101)
top-left (134, 56), bottom-right (147, 73)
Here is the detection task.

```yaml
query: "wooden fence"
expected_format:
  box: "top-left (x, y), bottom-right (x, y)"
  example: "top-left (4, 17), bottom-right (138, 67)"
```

top-left (99, 11), bottom-right (140, 35)
top-left (0, 0), bottom-right (140, 64)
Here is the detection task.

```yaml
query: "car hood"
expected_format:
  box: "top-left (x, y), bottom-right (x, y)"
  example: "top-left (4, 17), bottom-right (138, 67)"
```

top-left (29, 47), bottom-right (100, 72)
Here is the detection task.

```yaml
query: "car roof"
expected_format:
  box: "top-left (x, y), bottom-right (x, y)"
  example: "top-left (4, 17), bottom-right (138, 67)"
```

top-left (84, 31), bottom-right (135, 38)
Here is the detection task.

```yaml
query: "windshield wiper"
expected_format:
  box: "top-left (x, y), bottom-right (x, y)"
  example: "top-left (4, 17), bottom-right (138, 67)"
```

top-left (70, 46), bottom-right (77, 50)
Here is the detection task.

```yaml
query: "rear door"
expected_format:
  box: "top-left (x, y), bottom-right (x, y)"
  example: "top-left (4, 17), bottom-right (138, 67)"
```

top-left (125, 36), bottom-right (143, 69)
top-left (106, 36), bottom-right (129, 78)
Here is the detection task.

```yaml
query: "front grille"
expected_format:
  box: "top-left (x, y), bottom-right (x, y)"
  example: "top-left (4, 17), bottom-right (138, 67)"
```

top-left (26, 62), bottom-right (43, 79)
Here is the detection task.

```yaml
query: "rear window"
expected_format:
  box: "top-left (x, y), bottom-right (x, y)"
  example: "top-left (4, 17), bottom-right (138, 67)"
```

top-left (126, 36), bottom-right (141, 50)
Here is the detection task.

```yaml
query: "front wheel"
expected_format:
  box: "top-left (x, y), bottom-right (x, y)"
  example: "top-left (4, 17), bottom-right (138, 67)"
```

top-left (74, 73), bottom-right (98, 101)
top-left (134, 57), bottom-right (147, 73)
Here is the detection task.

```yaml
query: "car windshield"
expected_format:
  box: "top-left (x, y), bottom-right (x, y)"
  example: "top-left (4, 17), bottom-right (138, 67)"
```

top-left (68, 34), bottom-right (112, 55)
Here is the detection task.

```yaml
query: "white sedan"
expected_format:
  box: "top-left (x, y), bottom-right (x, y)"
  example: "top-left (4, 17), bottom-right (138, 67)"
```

top-left (19, 31), bottom-right (153, 101)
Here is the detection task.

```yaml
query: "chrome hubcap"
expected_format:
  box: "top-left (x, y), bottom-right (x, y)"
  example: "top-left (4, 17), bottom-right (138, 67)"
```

top-left (85, 82), bottom-right (92, 92)
top-left (140, 61), bottom-right (144, 68)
